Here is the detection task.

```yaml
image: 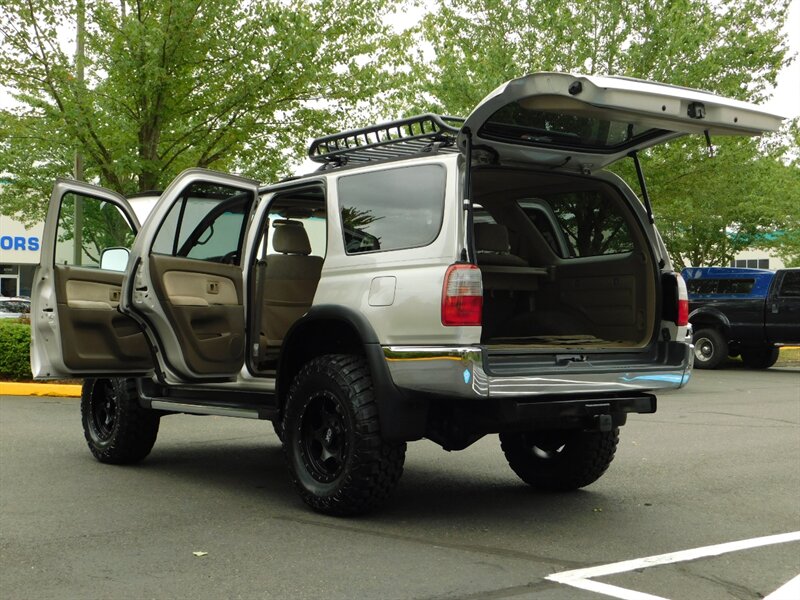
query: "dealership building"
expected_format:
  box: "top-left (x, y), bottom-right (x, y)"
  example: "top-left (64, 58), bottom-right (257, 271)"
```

top-left (0, 214), bottom-right (43, 297)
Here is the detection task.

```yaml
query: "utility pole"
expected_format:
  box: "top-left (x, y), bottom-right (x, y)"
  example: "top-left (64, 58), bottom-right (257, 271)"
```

top-left (73, 0), bottom-right (85, 266)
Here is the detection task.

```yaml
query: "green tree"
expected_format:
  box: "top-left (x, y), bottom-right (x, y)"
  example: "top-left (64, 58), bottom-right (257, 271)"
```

top-left (0, 0), bottom-right (411, 224)
top-left (412, 0), bottom-right (798, 267)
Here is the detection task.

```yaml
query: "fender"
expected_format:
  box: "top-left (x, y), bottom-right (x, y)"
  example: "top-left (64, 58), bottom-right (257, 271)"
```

top-left (688, 306), bottom-right (730, 333)
top-left (277, 304), bottom-right (427, 442)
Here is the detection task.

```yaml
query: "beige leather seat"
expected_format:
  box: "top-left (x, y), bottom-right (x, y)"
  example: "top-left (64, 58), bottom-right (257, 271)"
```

top-left (261, 222), bottom-right (323, 347)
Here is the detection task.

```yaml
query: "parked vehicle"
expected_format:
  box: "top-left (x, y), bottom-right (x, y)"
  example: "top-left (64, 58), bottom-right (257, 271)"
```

top-left (0, 296), bottom-right (31, 319)
top-left (31, 73), bottom-right (782, 515)
top-left (684, 266), bottom-right (800, 369)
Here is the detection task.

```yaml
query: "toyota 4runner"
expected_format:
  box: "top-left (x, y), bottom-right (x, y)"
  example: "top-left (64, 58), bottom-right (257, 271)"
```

top-left (31, 73), bottom-right (783, 515)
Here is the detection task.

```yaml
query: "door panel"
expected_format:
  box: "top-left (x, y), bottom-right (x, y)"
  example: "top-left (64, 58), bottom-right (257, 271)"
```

top-left (120, 169), bottom-right (259, 381)
top-left (55, 266), bottom-right (151, 370)
top-left (31, 180), bottom-right (147, 378)
top-left (149, 255), bottom-right (244, 375)
top-left (766, 270), bottom-right (800, 344)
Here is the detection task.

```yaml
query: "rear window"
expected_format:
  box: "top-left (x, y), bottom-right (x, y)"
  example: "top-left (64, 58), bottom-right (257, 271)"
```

top-left (519, 191), bottom-right (635, 258)
top-left (479, 96), bottom-right (668, 151)
top-left (686, 278), bottom-right (755, 295)
top-left (337, 165), bottom-right (446, 254)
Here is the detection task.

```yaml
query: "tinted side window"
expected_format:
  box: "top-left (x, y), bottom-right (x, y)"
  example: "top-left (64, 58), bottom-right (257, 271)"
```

top-left (716, 278), bottom-right (754, 294)
top-left (55, 193), bottom-right (135, 268)
top-left (687, 279), bottom-right (718, 294)
top-left (337, 165), bottom-right (446, 254)
top-left (778, 271), bottom-right (800, 297)
top-left (152, 182), bottom-right (253, 264)
top-left (687, 278), bottom-right (756, 295)
top-left (526, 191), bottom-right (634, 258)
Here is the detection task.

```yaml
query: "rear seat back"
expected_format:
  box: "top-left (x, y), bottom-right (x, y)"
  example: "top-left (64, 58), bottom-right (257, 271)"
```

top-left (261, 221), bottom-right (323, 347)
top-left (474, 223), bottom-right (528, 266)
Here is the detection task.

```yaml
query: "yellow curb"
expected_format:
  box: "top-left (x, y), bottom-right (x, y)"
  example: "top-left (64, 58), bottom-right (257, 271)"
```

top-left (0, 382), bottom-right (82, 397)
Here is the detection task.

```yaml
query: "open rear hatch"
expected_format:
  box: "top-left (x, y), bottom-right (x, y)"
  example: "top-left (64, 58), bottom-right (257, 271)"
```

top-left (459, 73), bottom-right (783, 357)
top-left (459, 72), bottom-right (784, 172)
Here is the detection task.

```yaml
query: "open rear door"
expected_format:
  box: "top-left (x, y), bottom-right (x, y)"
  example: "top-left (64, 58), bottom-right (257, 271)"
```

top-left (120, 169), bottom-right (259, 382)
top-left (31, 180), bottom-right (152, 378)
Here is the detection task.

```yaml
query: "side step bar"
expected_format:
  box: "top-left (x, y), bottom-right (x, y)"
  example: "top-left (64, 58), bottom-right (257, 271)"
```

top-left (137, 379), bottom-right (278, 421)
top-left (148, 400), bottom-right (268, 420)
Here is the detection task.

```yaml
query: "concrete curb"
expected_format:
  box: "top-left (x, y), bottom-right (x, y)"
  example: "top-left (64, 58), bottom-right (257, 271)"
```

top-left (0, 382), bottom-right (82, 397)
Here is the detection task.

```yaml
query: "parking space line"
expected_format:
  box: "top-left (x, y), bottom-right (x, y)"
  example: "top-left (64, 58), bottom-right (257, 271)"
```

top-left (559, 578), bottom-right (669, 600)
top-left (764, 574), bottom-right (800, 600)
top-left (546, 531), bottom-right (800, 600)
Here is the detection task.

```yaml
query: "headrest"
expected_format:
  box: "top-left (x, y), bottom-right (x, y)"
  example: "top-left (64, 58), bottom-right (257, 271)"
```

top-left (273, 222), bottom-right (311, 255)
top-left (474, 223), bottom-right (510, 254)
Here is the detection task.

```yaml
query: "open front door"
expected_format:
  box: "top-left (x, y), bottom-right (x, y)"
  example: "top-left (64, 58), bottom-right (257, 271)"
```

top-left (31, 180), bottom-right (152, 378)
top-left (121, 169), bottom-right (259, 382)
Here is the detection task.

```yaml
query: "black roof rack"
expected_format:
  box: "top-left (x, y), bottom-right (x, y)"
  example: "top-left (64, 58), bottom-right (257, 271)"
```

top-left (308, 113), bottom-right (464, 166)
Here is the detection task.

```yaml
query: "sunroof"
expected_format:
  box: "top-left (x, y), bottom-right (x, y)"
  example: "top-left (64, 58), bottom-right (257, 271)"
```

top-left (479, 99), bottom-right (670, 151)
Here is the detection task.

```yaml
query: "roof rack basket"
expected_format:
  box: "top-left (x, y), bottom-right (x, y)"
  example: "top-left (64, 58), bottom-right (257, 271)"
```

top-left (308, 113), bottom-right (464, 166)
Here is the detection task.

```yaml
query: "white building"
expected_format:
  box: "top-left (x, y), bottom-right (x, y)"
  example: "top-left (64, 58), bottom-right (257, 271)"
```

top-left (729, 248), bottom-right (786, 270)
top-left (0, 215), bottom-right (44, 297)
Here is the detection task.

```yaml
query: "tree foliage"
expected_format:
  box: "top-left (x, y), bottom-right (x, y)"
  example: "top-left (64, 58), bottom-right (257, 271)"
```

top-left (0, 0), bottom-right (410, 224)
top-left (413, 0), bottom-right (798, 267)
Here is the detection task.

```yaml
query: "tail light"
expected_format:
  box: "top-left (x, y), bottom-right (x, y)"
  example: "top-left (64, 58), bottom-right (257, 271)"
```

top-left (676, 273), bottom-right (689, 326)
top-left (662, 272), bottom-right (689, 326)
top-left (442, 264), bottom-right (482, 326)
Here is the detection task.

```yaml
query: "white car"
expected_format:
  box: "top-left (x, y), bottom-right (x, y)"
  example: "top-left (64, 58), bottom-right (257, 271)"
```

top-left (0, 296), bottom-right (31, 319)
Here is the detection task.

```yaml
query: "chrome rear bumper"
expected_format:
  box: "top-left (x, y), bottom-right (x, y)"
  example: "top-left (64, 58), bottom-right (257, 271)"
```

top-left (383, 342), bottom-right (693, 399)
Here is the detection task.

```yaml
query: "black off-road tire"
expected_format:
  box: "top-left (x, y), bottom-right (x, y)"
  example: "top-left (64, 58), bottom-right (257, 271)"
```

top-left (81, 377), bottom-right (160, 464)
top-left (741, 345), bottom-right (780, 369)
top-left (499, 428), bottom-right (619, 491)
top-left (282, 354), bottom-right (406, 516)
top-left (272, 420), bottom-right (284, 442)
top-left (693, 328), bottom-right (728, 369)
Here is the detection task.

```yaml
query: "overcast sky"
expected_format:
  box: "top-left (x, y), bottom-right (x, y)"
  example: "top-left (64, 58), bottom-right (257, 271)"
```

top-left (762, 0), bottom-right (800, 119)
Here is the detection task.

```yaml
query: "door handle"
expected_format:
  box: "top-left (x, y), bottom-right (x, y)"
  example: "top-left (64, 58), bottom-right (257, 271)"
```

top-left (207, 281), bottom-right (219, 295)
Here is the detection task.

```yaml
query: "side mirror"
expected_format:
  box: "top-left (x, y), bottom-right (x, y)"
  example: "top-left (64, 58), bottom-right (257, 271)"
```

top-left (100, 247), bottom-right (130, 272)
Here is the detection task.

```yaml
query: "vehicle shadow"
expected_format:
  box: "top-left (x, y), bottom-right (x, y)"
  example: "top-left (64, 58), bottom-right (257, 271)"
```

top-left (132, 433), bottom-right (630, 527)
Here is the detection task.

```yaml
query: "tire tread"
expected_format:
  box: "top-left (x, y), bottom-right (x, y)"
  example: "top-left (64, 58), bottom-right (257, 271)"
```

top-left (283, 354), bottom-right (405, 516)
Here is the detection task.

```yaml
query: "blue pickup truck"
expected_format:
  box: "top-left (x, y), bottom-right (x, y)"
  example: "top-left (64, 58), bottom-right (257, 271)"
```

top-left (682, 267), bottom-right (800, 369)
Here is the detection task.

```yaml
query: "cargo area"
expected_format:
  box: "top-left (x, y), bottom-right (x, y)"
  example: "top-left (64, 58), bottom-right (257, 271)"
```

top-left (472, 167), bottom-right (657, 349)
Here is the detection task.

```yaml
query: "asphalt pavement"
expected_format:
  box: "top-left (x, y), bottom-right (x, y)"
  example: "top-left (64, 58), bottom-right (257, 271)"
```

top-left (1, 367), bottom-right (798, 599)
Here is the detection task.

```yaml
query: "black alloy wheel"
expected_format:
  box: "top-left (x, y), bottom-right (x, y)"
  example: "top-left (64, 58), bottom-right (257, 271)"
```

top-left (87, 379), bottom-right (119, 442)
top-left (81, 377), bottom-right (160, 464)
top-left (298, 391), bottom-right (350, 483)
top-left (282, 354), bottom-right (406, 516)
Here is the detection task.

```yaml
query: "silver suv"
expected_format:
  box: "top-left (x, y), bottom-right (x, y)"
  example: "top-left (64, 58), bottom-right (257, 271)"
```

top-left (31, 73), bottom-right (782, 515)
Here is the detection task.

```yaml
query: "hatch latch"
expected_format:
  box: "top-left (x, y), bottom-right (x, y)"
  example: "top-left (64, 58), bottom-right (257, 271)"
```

top-left (687, 102), bottom-right (706, 119)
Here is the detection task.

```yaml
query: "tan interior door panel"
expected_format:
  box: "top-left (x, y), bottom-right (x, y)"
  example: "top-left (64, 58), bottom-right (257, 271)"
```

top-left (149, 255), bottom-right (245, 375)
top-left (55, 266), bottom-right (152, 370)
top-left (162, 271), bottom-right (239, 306)
top-left (65, 280), bottom-right (122, 310)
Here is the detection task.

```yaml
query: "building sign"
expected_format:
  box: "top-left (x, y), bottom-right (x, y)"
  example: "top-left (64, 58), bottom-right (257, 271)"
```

top-left (0, 215), bottom-right (44, 265)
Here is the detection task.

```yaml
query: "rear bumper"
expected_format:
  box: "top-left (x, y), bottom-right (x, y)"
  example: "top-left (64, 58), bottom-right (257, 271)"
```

top-left (382, 341), bottom-right (693, 399)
